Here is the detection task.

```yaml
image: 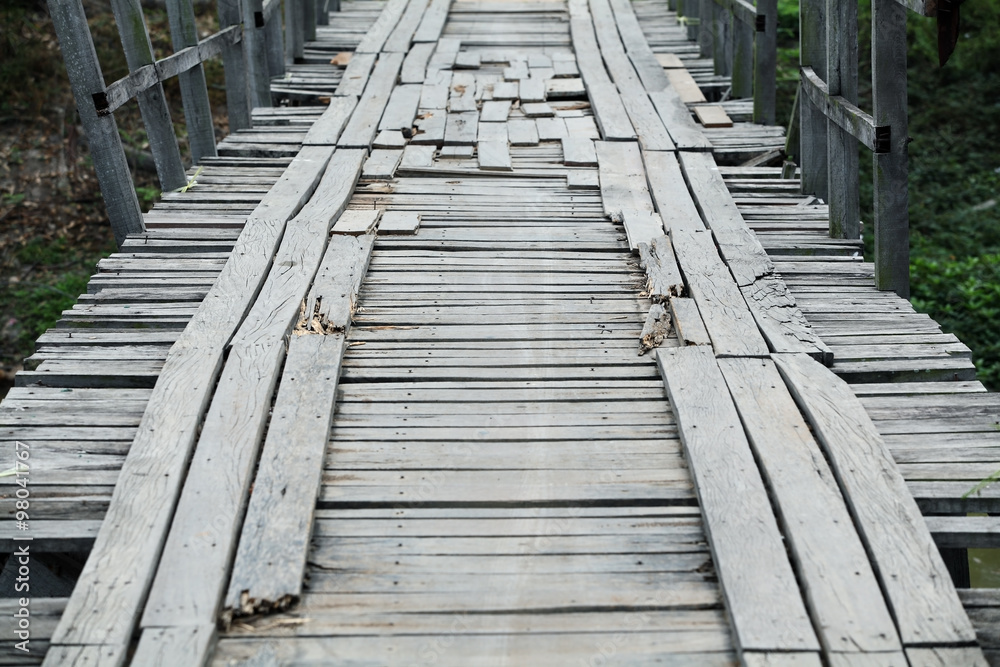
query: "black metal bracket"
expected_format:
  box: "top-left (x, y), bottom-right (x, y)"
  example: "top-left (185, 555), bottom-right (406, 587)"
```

top-left (254, 11), bottom-right (265, 27)
top-left (92, 91), bottom-right (110, 117)
top-left (874, 125), bottom-right (891, 154)
top-left (755, 14), bottom-right (766, 32)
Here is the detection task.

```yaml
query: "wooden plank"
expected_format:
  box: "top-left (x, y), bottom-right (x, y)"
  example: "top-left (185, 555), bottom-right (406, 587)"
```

top-left (480, 100), bottom-right (512, 122)
top-left (137, 150), bottom-right (365, 650)
top-left (334, 52), bottom-right (376, 97)
top-left (377, 211), bottom-right (421, 234)
top-left (362, 149), bottom-right (403, 180)
top-left (638, 302), bottom-right (671, 354)
top-left (302, 96), bottom-right (359, 146)
top-left (561, 137), bottom-right (597, 166)
top-left (454, 50), bottom-right (481, 69)
top-left (378, 84), bottom-right (422, 132)
top-left (566, 169), bottom-right (598, 189)
top-left (412, 109), bottom-right (446, 145)
top-left (648, 89), bottom-right (713, 151)
top-left (354, 0), bottom-right (407, 53)
top-left (642, 150), bottom-right (705, 234)
top-left (522, 102), bottom-right (556, 118)
top-left (445, 110), bottom-right (480, 145)
top-left (221, 335), bottom-right (345, 620)
top-left (519, 77), bottom-right (547, 103)
top-left (607, 0), bottom-right (671, 92)
top-left (47, 145), bottom-right (337, 655)
top-left (669, 296), bottom-right (711, 346)
top-left (332, 209), bottom-right (382, 235)
top-left (595, 141), bottom-right (662, 251)
top-left (448, 72), bottom-right (477, 111)
top-left (412, 0), bottom-right (450, 43)
top-left (694, 105), bottom-right (733, 128)
top-left (666, 68), bottom-right (708, 104)
top-left (772, 353), bottom-right (981, 648)
top-left (419, 69), bottom-right (450, 109)
top-left (382, 0), bottom-right (430, 53)
top-left (718, 357), bottom-right (903, 655)
top-left (678, 151), bottom-right (832, 362)
top-left (656, 346), bottom-right (819, 653)
top-left (638, 235), bottom-right (684, 301)
top-left (585, 0), bottom-right (675, 150)
top-left (399, 144), bottom-right (435, 169)
top-left (655, 53), bottom-right (685, 69)
top-left (567, 0), bottom-right (635, 140)
top-left (491, 81), bottom-right (519, 100)
top-left (477, 122), bottom-right (512, 171)
top-left (669, 227), bottom-right (768, 357)
top-left (372, 129), bottom-right (406, 148)
top-left (338, 52), bottom-right (405, 149)
top-left (400, 42), bottom-right (434, 84)
top-left (133, 626), bottom-right (216, 666)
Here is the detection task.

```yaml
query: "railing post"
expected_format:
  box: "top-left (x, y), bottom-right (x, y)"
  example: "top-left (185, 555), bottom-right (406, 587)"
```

top-left (304, 0), bottom-right (317, 42)
top-left (732, 13), bottom-right (753, 99)
top-left (286, 0), bottom-right (305, 63)
top-left (108, 0), bottom-right (187, 191)
top-left (872, 0), bottom-right (909, 296)
top-left (241, 0), bottom-right (273, 110)
top-left (46, 0), bottom-right (144, 247)
top-left (165, 0), bottom-right (218, 162)
top-left (826, 0), bottom-right (860, 240)
top-left (317, 0), bottom-right (329, 26)
top-left (264, 2), bottom-right (286, 77)
top-left (753, 0), bottom-right (776, 125)
top-left (799, 0), bottom-right (828, 199)
top-left (699, 0), bottom-right (713, 58)
top-left (218, 0), bottom-right (252, 131)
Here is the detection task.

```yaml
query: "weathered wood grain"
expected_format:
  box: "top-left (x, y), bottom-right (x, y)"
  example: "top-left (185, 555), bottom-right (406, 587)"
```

top-left (638, 235), bottom-right (684, 301)
top-left (657, 346), bottom-right (819, 653)
top-left (47, 145), bottom-right (336, 654)
top-left (338, 52), bottom-right (405, 149)
top-left (773, 353), bottom-right (981, 648)
top-left (596, 141), bottom-right (663, 250)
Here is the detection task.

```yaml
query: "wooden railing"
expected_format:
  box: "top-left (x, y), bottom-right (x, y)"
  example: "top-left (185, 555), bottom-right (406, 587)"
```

top-left (673, 0), bottom-right (777, 125)
top-left (798, 0), bottom-right (933, 297)
top-left (47, 0), bottom-right (328, 246)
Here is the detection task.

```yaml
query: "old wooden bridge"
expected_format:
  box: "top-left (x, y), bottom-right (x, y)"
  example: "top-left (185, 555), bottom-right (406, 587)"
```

top-left (3, 0), bottom-right (999, 664)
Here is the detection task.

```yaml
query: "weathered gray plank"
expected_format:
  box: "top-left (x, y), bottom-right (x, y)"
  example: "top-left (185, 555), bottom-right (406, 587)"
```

top-left (718, 357), bottom-right (903, 655)
top-left (355, 0), bottom-right (408, 53)
top-left (669, 228), bottom-right (769, 357)
top-left (47, 145), bottom-right (337, 655)
top-left (656, 346), bottom-right (819, 653)
top-left (561, 137), bottom-right (597, 166)
top-left (338, 52), bottom-right (405, 149)
top-left (382, 0), bottom-right (430, 52)
top-left (332, 209), bottom-right (382, 235)
top-left (401, 42), bottom-right (434, 84)
top-left (362, 149), bottom-right (403, 180)
top-left (642, 150), bottom-right (705, 234)
top-left (334, 53), bottom-right (376, 98)
top-left (302, 96), bottom-right (359, 146)
top-left (445, 110), bottom-right (480, 145)
top-left (639, 302), bottom-right (672, 354)
top-left (378, 84), bottom-right (422, 132)
top-left (377, 210), bottom-right (421, 234)
top-left (412, 0), bottom-right (450, 42)
top-left (596, 141), bottom-right (663, 251)
top-left (669, 296), bottom-right (711, 346)
top-left (638, 235), bottom-right (684, 301)
top-left (137, 151), bottom-right (365, 653)
top-left (773, 353), bottom-right (981, 648)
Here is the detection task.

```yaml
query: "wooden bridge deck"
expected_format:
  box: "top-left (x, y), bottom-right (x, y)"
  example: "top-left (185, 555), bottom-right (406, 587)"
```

top-left (2, 0), bottom-right (999, 664)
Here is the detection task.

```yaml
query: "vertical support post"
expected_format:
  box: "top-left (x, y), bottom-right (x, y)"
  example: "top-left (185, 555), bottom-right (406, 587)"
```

top-left (241, 0), bottom-right (273, 110)
top-left (872, 0), bottom-right (909, 296)
top-left (799, 0), bottom-right (827, 198)
top-left (753, 0), bottom-right (776, 124)
top-left (46, 0), bottom-right (144, 246)
top-left (304, 0), bottom-right (317, 42)
top-left (218, 0), bottom-right (251, 131)
top-left (317, 0), bottom-right (329, 26)
top-left (732, 15), bottom-right (753, 99)
top-left (109, 0), bottom-right (187, 191)
top-left (712, 2), bottom-right (730, 77)
top-left (165, 0), bottom-right (218, 163)
top-left (264, 3), bottom-right (286, 77)
top-left (699, 0), bottom-right (713, 58)
top-left (286, 0), bottom-right (305, 63)
top-left (826, 0), bottom-right (859, 239)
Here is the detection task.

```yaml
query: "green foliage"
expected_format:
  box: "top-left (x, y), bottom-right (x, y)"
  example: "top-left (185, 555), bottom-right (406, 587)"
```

top-left (911, 255), bottom-right (1000, 389)
top-left (9, 274), bottom-right (91, 354)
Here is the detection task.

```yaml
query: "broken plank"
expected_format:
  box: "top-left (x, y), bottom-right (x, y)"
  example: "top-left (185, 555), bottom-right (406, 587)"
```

top-left (361, 149), bottom-right (403, 180)
top-left (561, 137), bottom-right (597, 166)
top-left (332, 209), bottom-right (382, 235)
top-left (445, 110), bottom-right (479, 145)
top-left (669, 297), bottom-right (711, 346)
top-left (694, 104), bottom-right (733, 128)
top-left (638, 235), bottom-right (684, 301)
top-left (377, 211), bottom-right (421, 234)
top-left (338, 52), bottom-right (405, 149)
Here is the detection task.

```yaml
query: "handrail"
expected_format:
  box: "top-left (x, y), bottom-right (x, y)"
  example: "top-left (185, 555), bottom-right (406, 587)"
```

top-left (679, 0), bottom-right (777, 125)
top-left (47, 0), bottom-right (327, 246)
top-left (799, 0), bottom-right (922, 296)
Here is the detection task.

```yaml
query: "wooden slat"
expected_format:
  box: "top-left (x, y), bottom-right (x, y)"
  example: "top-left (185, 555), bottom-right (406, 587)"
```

top-left (382, 0), bottom-right (430, 52)
top-left (596, 141), bottom-right (662, 251)
top-left (642, 150), bottom-right (705, 234)
top-left (649, 89), bottom-right (714, 151)
top-left (378, 84), bottom-right (422, 132)
top-left (47, 145), bottom-right (338, 656)
top-left (412, 0), bottom-right (451, 43)
top-left (338, 52), bottom-right (406, 149)
top-left (669, 228), bottom-right (768, 357)
top-left (718, 357), bottom-right (904, 656)
top-left (334, 52), bottom-right (376, 97)
top-left (302, 96), bottom-right (359, 146)
top-left (638, 235), bottom-right (684, 301)
top-left (666, 68), bottom-right (708, 104)
top-left (772, 353), bottom-right (981, 648)
top-left (669, 296), bottom-right (711, 346)
top-left (354, 0), bottom-right (408, 53)
top-left (656, 346), bottom-right (819, 653)
top-left (693, 105), bottom-right (733, 128)
top-left (223, 236), bottom-right (374, 621)
top-left (135, 150), bottom-right (365, 660)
